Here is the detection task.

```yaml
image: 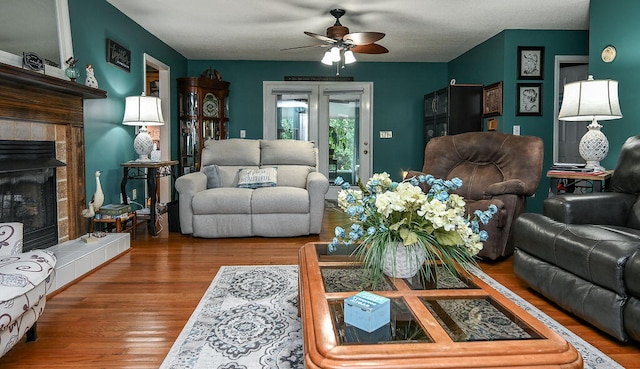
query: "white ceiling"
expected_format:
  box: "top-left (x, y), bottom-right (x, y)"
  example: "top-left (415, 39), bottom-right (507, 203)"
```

top-left (106, 0), bottom-right (590, 63)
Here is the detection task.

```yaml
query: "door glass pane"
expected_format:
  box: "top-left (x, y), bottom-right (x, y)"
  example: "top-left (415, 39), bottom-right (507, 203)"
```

top-left (329, 97), bottom-right (359, 184)
top-left (276, 94), bottom-right (309, 140)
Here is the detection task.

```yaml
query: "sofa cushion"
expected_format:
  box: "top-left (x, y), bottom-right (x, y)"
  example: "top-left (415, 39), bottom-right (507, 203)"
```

top-left (251, 187), bottom-right (309, 213)
top-left (201, 139), bottom-right (260, 167)
top-left (217, 165), bottom-right (257, 187)
top-left (192, 188), bottom-right (253, 214)
top-left (514, 213), bottom-right (639, 295)
top-left (626, 250), bottom-right (640, 298)
top-left (260, 139), bottom-right (316, 166)
top-left (237, 167), bottom-right (278, 188)
top-left (265, 165), bottom-right (312, 188)
top-left (202, 165), bottom-right (221, 189)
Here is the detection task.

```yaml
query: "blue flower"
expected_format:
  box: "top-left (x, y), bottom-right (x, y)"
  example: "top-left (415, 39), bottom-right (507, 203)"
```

top-left (451, 177), bottom-right (463, 189)
top-left (346, 206), bottom-right (358, 216)
top-left (479, 230), bottom-right (489, 241)
top-left (367, 226), bottom-right (376, 235)
top-left (488, 204), bottom-right (498, 214)
top-left (471, 220), bottom-right (480, 233)
top-left (389, 182), bottom-right (398, 191)
top-left (335, 226), bottom-right (345, 238)
top-left (409, 177), bottom-right (419, 186)
top-left (341, 182), bottom-right (351, 190)
top-left (334, 176), bottom-right (344, 185)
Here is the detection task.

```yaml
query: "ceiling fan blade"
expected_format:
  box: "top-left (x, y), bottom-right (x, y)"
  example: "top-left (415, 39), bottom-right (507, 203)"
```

top-left (304, 31), bottom-right (337, 44)
top-left (281, 44), bottom-right (325, 51)
top-left (351, 43), bottom-right (389, 54)
top-left (343, 32), bottom-right (385, 45)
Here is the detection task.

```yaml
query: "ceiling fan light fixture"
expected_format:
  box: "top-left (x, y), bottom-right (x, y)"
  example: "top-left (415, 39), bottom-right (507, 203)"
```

top-left (321, 50), bottom-right (334, 65)
top-left (330, 47), bottom-right (341, 62)
top-left (344, 50), bottom-right (356, 64)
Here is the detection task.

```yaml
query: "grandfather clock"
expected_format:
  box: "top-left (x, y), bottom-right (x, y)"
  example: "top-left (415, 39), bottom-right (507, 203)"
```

top-left (177, 67), bottom-right (230, 175)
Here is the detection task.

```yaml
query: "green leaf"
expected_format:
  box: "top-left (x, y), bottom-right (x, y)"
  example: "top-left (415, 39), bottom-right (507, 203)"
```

top-left (399, 228), bottom-right (418, 245)
top-left (434, 229), bottom-right (464, 246)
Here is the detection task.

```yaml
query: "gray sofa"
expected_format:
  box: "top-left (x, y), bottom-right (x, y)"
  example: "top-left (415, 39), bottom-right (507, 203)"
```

top-left (175, 138), bottom-right (329, 238)
top-left (513, 136), bottom-right (640, 342)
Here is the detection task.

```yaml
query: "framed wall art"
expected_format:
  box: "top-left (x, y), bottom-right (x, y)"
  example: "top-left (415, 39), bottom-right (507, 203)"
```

top-left (106, 38), bottom-right (131, 72)
top-left (517, 83), bottom-right (542, 116)
top-left (483, 81), bottom-right (503, 117)
top-left (517, 46), bottom-right (544, 80)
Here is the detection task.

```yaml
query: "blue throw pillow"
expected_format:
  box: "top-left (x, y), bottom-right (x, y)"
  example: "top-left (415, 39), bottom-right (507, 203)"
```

top-left (203, 165), bottom-right (221, 189)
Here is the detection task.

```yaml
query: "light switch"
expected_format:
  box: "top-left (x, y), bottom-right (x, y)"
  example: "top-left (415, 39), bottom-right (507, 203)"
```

top-left (513, 125), bottom-right (520, 135)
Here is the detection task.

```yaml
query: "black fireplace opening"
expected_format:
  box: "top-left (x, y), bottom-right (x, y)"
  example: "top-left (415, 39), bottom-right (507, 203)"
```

top-left (0, 140), bottom-right (66, 252)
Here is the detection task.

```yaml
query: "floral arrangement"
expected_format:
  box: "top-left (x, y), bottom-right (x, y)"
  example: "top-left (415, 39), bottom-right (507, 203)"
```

top-left (329, 172), bottom-right (497, 285)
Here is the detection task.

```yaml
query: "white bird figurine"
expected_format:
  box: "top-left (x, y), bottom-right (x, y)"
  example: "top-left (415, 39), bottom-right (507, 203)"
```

top-left (82, 202), bottom-right (95, 218)
top-left (93, 171), bottom-right (104, 211)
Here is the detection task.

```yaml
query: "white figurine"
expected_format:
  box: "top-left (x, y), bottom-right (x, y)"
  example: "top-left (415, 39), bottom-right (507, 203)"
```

top-left (85, 64), bottom-right (99, 88)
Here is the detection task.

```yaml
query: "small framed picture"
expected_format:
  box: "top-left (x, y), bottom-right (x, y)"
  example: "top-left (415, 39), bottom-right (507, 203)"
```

top-left (483, 81), bottom-right (503, 117)
top-left (487, 118), bottom-right (498, 131)
top-left (517, 83), bottom-right (542, 116)
top-left (517, 46), bottom-right (544, 80)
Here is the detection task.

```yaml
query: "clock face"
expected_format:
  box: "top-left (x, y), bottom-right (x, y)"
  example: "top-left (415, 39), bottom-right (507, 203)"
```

top-left (203, 93), bottom-right (219, 117)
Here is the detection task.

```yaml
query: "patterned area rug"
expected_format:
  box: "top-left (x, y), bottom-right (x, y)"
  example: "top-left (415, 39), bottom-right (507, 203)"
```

top-left (160, 265), bottom-right (623, 369)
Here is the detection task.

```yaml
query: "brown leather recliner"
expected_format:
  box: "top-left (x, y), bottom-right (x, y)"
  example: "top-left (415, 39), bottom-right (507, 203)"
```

top-left (407, 131), bottom-right (544, 260)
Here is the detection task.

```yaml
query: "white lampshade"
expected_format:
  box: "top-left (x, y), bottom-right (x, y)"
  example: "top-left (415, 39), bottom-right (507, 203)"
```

top-left (122, 95), bottom-right (165, 127)
top-left (122, 94), bottom-right (164, 161)
top-left (344, 50), bottom-right (356, 64)
top-left (558, 76), bottom-right (622, 121)
top-left (558, 75), bottom-right (623, 171)
top-left (321, 50), bottom-right (334, 65)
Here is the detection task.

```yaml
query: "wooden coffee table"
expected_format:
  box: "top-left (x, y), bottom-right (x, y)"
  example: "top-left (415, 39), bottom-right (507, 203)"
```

top-left (298, 242), bottom-right (582, 368)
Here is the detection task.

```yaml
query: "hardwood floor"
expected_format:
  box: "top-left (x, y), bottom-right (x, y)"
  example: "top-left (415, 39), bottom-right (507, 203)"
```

top-left (1, 207), bottom-right (638, 368)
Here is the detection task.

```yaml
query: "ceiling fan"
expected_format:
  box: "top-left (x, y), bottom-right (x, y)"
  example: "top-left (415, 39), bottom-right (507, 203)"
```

top-left (283, 8), bottom-right (388, 73)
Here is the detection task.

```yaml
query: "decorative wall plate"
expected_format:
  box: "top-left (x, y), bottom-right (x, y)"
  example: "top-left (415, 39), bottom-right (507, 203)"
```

top-left (601, 45), bottom-right (616, 63)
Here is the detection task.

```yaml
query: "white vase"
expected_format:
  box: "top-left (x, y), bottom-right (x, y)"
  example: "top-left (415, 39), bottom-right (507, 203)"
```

top-left (93, 171), bottom-right (104, 211)
top-left (382, 242), bottom-right (427, 279)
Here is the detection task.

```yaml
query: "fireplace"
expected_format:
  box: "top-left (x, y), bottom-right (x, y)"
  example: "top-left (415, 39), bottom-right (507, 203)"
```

top-left (0, 62), bottom-right (106, 243)
top-left (0, 140), bottom-right (66, 251)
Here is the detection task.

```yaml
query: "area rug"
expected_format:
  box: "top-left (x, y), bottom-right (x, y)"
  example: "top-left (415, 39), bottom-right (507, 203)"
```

top-left (160, 265), bottom-right (623, 369)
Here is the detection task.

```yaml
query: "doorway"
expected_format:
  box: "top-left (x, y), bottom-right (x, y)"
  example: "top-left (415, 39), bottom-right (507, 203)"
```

top-left (144, 53), bottom-right (171, 203)
top-left (263, 82), bottom-right (373, 199)
top-left (554, 55), bottom-right (589, 164)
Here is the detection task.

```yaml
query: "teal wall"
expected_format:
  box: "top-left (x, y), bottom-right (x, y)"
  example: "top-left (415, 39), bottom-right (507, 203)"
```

top-left (589, 0), bottom-right (640, 170)
top-left (68, 0), bottom-right (187, 206)
top-left (73, 0), bottom-right (640, 216)
top-left (187, 60), bottom-right (448, 179)
top-left (448, 30), bottom-right (589, 212)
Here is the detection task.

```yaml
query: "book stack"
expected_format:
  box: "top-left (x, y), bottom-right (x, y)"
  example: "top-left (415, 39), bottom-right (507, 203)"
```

top-left (547, 163), bottom-right (595, 174)
top-left (95, 204), bottom-right (132, 219)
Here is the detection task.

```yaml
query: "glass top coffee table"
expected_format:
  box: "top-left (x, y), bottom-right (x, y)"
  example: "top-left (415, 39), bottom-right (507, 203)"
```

top-left (298, 242), bottom-right (582, 368)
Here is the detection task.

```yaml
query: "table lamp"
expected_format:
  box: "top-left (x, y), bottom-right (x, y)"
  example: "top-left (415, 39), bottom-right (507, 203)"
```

top-left (558, 75), bottom-right (622, 171)
top-left (122, 94), bottom-right (164, 161)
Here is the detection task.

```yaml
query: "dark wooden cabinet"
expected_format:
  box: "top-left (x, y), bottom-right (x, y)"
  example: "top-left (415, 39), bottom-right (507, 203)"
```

top-left (423, 84), bottom-right (483, 144)
top-left (177, 68), bottom-right (230, 175)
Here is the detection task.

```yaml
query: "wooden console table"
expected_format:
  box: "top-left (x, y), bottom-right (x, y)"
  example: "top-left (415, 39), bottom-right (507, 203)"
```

top-left (90, 212), bottom-right (137, 240)
top-left (547, 170), bottom-right (613, 195)
top-left (120, 160), bottom-right (178, 237)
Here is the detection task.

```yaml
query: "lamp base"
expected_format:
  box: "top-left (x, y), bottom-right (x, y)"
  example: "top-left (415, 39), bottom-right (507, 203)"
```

top-left (133, 126), bottom-right (154, 161)
top-left (578, 119), bottom-right (608, 172)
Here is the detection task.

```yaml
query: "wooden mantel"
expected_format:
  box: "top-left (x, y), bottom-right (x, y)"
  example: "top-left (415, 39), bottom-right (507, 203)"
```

top-left (0, 62), bottom-right (107, 241)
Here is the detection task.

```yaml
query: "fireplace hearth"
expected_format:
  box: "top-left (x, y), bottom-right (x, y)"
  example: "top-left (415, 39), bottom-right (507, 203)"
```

top-left (0, 140), bottom-right (66, 251)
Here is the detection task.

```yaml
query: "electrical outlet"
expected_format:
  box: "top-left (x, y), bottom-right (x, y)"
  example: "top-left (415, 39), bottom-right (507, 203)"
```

top-left (240, 129), bottom-right (246, 138)
top-left (132, 189), bottom-right (137, 200)
top-left (379, 131), bottom-right (393, 139)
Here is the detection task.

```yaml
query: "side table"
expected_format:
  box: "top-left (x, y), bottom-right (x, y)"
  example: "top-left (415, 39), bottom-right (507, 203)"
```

top-left (90, 212), bottom-right (137, 240)
top-left (547, 170), bottom-right (613, 195)
top-left (120, 160), bottom-right (178, 237)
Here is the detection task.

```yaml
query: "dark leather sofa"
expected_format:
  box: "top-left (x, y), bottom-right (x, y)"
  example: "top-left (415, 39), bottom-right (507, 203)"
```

top-left (513, 135), bottom-right (640, 342)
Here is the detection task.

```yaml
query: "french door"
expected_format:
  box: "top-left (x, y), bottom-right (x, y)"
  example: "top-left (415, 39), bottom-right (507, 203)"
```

top-left (263, 82), bottom-right (373, 199)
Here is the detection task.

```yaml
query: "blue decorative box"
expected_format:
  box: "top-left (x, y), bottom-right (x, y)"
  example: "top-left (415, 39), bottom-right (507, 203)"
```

top-left (344, 291), bottom-right (390, 332)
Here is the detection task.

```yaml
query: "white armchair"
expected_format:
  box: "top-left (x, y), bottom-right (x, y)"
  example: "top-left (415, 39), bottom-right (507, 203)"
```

top-left (0, 223), bottom-right (56, 357)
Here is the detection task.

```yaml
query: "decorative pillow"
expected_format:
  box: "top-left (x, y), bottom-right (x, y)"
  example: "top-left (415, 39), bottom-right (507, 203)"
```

top-left (237, 167), bottom-right (277, 189)
top-left (202, 164), bottom-right (221, 189)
